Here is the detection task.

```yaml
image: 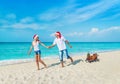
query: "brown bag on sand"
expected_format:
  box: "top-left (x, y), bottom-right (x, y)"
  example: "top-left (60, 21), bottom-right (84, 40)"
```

top-left (85, 53), bottom-right (99, 63)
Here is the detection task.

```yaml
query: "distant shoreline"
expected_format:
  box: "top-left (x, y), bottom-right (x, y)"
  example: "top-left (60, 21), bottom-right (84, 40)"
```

top-left (0, 41), bottom-right (120, 43)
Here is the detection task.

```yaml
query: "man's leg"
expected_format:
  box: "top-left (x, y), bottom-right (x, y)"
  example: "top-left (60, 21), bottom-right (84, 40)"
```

top-left (65, 49), bottom-right (73, 63)
top-left (59, 50), bottom-right (64, 67)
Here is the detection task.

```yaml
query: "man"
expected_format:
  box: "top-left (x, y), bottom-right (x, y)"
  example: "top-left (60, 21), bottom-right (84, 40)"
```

top-left (48, 31), bottom-right (73, 67)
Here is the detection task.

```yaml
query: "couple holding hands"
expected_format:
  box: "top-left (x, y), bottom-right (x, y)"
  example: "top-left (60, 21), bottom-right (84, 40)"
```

top-left (28, 31), bottom-right (73, 70)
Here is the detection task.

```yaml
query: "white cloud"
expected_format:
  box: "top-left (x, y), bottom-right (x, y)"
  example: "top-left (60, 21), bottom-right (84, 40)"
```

top-left (0, 19), bottom-right (9, 24)
top-left (1, 0), bottom-right (120, 31)
top-left (50, 33), bottom-right (55, 37)
top-left (89, 28), bottom-right (99, 34)
top-left (66, 32), bottom-right (84, 37)
top-left (1, 22), bottom-right (46, 30)
top-left (88, 26), bottom-right (120, 35)
top-left (6, 13), bottom-right (16, 19)
top-left (38, 0), bottom-right (120, 25)
top-left (12, 23), bottom-right (44, 30)
top-left (102, 13), bottom-right (120, 20)
top-left (20, 17), bottom-right (34, 23)
top-left (39, 10), bottom-right (61, 21)
top-left (0, 16), bottom-right (46, 30)
top-left (50, 31), bottom-right (84, 38)
top-left (65, 26), bottom-right (120, 38)
top-left (101, 26), bottom-right (120, 32)
top-left (38, 0), bottom-right (77, 22)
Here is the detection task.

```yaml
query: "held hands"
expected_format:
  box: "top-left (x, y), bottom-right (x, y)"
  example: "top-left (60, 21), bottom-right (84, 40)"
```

top-left (45, 46), bottom-right (49, 49)
top-left (47, 46), bottom-right (51, 49)
top-left (45, 46), bottom-right (51, 49)
top-left (45, 44), bottom-right (55, 49)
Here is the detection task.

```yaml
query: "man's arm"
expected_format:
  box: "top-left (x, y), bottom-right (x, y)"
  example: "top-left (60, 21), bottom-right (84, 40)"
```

top-left (65, 40), bottom-right (72, 48)
top-left (48, 44), bottom-right (56, 48)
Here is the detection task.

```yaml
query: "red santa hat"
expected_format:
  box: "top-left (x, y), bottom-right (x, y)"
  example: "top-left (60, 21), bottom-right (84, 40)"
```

top-left (55, 31), bottom-right (62, 38)
top-left (33, 34), bottom-right (39, 39)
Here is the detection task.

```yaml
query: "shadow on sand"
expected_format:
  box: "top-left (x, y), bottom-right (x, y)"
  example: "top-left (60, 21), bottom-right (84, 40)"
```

top-left (67, 59), bottom-right (84, 66)
top-left (48, 62), bottom-right (60, 68)
top-left (48, 59), bottom-right (84, 68)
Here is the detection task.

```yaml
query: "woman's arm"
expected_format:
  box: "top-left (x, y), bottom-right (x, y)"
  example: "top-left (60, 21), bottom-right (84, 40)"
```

top-left (28, 45), bottom-right (33, 55)
top-left (40, 42), bottom-right (48, 48)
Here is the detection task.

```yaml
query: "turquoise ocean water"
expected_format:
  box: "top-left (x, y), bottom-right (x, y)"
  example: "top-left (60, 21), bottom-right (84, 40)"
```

top-left (0, 42), bottom-right (120, 65)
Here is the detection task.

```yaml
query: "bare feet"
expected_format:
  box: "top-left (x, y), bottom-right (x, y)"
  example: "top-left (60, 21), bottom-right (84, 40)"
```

top-left (61, 61), bottom-right (65, 67)
top-left (44, 65), bottom-right (47, 68)
top-left (69, 57), bottom-right (73, 63)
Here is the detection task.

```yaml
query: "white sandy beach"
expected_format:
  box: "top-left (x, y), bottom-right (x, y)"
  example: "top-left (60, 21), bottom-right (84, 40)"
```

top-left (0, 50), bottom-right (120, 84)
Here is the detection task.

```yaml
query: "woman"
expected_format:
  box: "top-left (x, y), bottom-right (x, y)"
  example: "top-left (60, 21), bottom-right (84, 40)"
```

top-left (28, 34), bottom-right (47, 70)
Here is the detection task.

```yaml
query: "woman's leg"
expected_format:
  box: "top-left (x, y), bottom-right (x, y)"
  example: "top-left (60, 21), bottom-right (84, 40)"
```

top-left (35, 55), bottom-right (40, 70)
top-left (38, 54), bottom-right (47, 68)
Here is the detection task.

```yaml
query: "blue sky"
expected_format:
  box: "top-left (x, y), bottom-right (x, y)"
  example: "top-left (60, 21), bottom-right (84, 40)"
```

top-left (0, 0), bottom-right (120, 42)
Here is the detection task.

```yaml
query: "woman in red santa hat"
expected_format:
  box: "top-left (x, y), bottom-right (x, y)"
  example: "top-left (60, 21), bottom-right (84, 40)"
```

top-left (28, 34), bottom-right (47, 70)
